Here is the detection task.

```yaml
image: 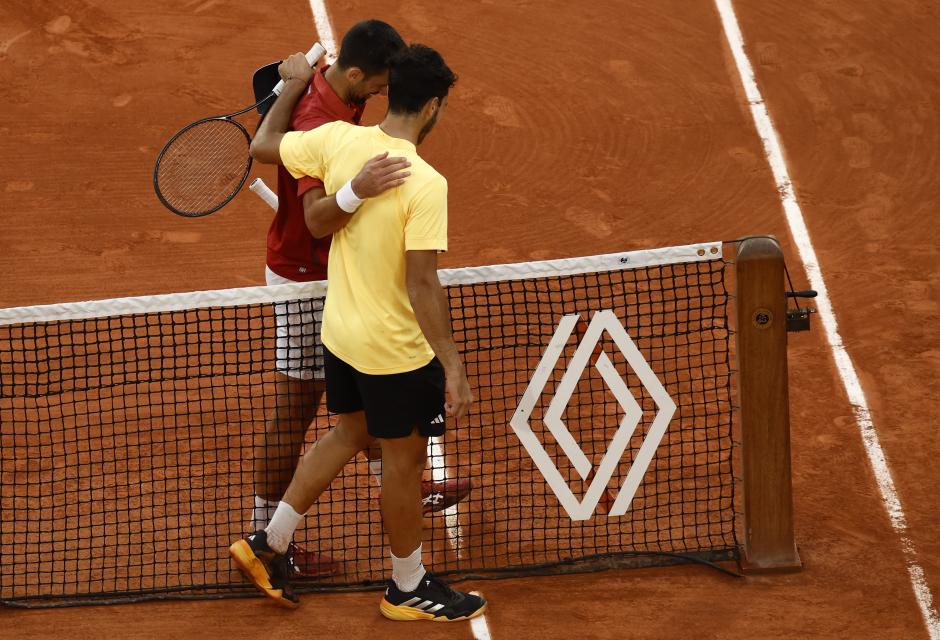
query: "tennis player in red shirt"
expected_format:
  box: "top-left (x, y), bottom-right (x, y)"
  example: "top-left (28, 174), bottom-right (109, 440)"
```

top-left (251, 20), bottom-right (471, 577)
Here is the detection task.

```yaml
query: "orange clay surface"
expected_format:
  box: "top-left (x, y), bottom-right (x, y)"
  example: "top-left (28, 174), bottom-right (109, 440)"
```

top-left (1, 0), bottom-right (938, 638)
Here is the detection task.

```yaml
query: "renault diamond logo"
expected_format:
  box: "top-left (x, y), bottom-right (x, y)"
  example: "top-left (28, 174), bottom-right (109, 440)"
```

top-left (509, 310), bottom-right (676, 521)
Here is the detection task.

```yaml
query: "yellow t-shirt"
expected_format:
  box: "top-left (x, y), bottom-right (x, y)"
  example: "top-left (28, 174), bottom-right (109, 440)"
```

top-left (280, 122), bottom-right (448, 374)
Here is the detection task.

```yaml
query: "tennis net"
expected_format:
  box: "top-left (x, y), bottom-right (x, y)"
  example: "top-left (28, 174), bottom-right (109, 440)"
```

top-left (0, 241), bottom-right (736, 606)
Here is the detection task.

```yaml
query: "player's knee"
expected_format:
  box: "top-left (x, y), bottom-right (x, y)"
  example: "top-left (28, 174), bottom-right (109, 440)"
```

top-left (381, 437), bottom-right (427, 478)
top-left (383, 455), bottom-right (425, 482)
top-left (333, 413), bottom-right (372, 450)
top-left (335, 428), bottom-right (373, 452)
top-left (266, 403), bottom-right (315, 431)
top-left (272, 375), bottom-right (322, 421)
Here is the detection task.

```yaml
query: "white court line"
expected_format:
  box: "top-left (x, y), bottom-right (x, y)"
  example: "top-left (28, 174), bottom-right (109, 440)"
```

top-left (470, 592), bottom-right (493, 639)
top-left (429, 439), bottom-right (488, 640)
top-left (428, 437), bottom-right (464, 555)
top-left (304, 2), bottom-right (490, 636)
top-left (307, 0), bottom-right (337, 62)
top-left (714, 1), bottom-right (940, 637)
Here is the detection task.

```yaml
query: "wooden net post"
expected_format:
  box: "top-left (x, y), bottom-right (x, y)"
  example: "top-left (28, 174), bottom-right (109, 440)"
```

top-left (735, 237), bottom-right (802, 573)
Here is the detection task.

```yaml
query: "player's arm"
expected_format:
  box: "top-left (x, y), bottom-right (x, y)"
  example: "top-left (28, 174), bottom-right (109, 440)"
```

top-left (250, 53), bottom-right (315, 164)
top-left (302, 153), bottom-right (412, 238)
top-left (406, 250), bottom-right (472, 419)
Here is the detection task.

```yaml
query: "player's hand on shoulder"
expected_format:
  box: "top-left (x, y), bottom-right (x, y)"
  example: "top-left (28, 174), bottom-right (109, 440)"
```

top-left (350, 152), bottom-right (412, 198)
top-left (278, 52), bottom-right (315, 86)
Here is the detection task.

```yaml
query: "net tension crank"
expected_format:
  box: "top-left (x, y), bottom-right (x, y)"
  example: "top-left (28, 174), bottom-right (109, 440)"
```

top-left (785, 290), bottom-right (817, 332)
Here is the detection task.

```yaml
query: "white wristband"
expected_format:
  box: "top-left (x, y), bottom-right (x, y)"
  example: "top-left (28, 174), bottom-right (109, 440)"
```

top-left (335, 180), bottom-right (364, 213)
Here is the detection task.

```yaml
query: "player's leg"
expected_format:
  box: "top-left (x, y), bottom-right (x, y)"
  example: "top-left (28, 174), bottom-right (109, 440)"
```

top-left (378, 431), bottom-right (426, 558)
top-left (231, 347), bottom-right (371, 607)
top-left (362, 359), bottom-right (486, 622)
top-left (231, 410), bottom-right (371, 607)
top-left (250, 276), bottom-right (336, 576)
top-left (252, 283), bottom-right (321, 512)
top-left (280, 409), bottom-right (372, 512)
top-left (251, 373), bottom-right (319, 523)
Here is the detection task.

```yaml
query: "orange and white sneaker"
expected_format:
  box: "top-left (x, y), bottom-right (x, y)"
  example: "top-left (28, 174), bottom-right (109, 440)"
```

top-left (380, 573), bottom-right (486, 622)
top-left (229, 530), bottom-right (299, 608)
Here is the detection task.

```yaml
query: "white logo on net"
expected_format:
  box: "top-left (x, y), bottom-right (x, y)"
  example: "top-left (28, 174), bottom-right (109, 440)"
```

top-left (509, 310), bottom-right (676, 521)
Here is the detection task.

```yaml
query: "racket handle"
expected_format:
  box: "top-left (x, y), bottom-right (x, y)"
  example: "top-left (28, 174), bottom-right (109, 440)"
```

top-left (272, 43), bottom-right (327, 96)
top-left (249, 178), bottom-right (279, 210)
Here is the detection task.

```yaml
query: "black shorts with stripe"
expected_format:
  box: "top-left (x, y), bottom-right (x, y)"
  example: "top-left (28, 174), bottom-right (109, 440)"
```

top-left (324, 348), bottom-right (446, 439)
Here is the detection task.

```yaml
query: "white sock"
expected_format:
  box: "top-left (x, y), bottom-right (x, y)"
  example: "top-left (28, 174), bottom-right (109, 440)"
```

top-left (391, 544), bottom-right (425, 593)
top-left (264, 501), bottom-right (304, 554)
top-left (250, 496), bottom-right (279, 532)
top-left (368, 459), bottom-right (383, 485)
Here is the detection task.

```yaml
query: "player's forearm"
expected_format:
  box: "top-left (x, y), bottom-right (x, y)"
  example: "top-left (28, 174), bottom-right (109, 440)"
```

top-left (250, 79), bottom-right (307, 164)
top-left (302, 154), bottom-right (413, 237)
top-left (303, 192), bottom-right (354, 239)
top-left (407, 276), bottom-right (463, 373)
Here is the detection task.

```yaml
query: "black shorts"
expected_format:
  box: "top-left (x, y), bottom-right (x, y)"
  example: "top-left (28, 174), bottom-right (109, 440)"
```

top-left (324, 348), bottom-right (446, 439)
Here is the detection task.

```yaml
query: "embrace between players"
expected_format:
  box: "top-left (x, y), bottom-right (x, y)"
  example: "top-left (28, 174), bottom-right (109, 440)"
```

top-left (227, 20), bottom-right (487, 622)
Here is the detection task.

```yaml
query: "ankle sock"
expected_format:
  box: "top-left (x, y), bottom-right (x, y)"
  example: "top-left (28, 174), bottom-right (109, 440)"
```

top-left (264, 501), bottom-right (304, 554)
top-left (391, 544), bottom-right (425, 593)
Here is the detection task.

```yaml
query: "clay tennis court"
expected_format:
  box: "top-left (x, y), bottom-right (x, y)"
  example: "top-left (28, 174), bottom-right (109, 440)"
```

top-left (1, 0), bottom-right (938, 638)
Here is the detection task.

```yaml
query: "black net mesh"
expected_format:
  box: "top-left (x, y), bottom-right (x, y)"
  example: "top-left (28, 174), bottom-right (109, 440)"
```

top-left (0, 250), bottom-right (736, 606)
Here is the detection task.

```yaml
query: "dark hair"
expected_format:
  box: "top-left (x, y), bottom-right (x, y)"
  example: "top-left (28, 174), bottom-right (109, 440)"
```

top-left (335, 20), bottom-right (405, 77)
top-left (387, 44), bottom-right (458, 114)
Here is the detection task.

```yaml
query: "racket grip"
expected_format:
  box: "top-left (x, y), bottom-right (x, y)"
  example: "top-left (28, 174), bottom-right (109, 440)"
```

top-left (249, 178), bottom-right (279, 210)
top-left (272, 43), bottom-right (327, 96)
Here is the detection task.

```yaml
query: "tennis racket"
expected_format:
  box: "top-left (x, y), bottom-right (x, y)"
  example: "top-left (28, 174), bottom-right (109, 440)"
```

top-left (154, 43), bottom-right (326, 218)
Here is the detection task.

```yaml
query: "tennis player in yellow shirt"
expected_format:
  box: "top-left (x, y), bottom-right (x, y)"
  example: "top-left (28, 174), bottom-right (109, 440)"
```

top-left (229, 45), bottom-right (486, 621)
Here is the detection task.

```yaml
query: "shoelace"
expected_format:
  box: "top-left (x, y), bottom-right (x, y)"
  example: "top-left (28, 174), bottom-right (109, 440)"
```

top-left (425, 574), bottom-right (460, 600)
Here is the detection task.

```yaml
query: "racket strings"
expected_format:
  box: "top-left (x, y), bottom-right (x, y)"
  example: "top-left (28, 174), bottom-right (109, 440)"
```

top-left (156, 119), bottom-right (251, 217)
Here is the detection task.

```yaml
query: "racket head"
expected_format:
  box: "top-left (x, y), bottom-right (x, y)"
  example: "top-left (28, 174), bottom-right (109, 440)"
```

top-left (153, 117), bottom-right (253, 218)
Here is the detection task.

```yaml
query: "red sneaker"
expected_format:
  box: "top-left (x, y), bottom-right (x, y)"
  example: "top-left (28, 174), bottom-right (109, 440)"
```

top-left (286, 542), bottom-right (339, 578)
top-left (421, 478), bottom-right (473, 514)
